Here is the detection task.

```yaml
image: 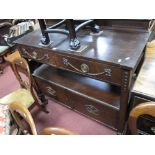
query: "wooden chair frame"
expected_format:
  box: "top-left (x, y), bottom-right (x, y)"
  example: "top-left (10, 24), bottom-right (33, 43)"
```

top-left (12, 57), bottom-right (32, 90)
top-left (9, 101), bottom-right (37, 135)
top-left (12, 57), bottom-right (46, 111)
top-left (9, 102), bottom-right (76, 135)
top-left (42, 127), bottom-right (76, 135)
top-left (128, 102), bottom-right (155, 134)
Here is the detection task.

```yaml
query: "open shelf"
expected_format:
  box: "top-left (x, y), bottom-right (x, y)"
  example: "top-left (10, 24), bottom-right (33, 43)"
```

top-left (33, 64), bottom-right (121, 110)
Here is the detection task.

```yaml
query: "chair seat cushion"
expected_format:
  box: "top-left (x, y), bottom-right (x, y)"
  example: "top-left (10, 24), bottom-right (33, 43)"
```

top-left (0, 88), bottom-right (34, 108)
top-left (4, 50), bottom-right (21, 63)
top-left (0, 104), bottom-right (11, 135)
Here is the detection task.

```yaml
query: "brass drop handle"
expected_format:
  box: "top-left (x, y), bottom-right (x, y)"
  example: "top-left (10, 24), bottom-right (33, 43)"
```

top-left (46, 86), bottom-right (56, 96)
top-left (31, 51), bottom-right (37, 59)
top-left (81, 64), bottom-right (89, 73)
top-left (84, 104), bottom-right (99, 116)
top-left (63, 58), bottom-right (112, 76)
top-left (22, 48), bottom-right (49, 61)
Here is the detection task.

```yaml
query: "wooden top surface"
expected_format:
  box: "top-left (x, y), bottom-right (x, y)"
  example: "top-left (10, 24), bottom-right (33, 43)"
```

top-left (132, 59), bottom-right (155, 98)
top-left (132, 41), bottom-right (155, 98)
top-left (15, 27), bottom-right (150, 69)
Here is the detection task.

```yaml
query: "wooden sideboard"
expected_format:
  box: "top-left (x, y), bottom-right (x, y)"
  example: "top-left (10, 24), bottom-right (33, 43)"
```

top-left (15, 22), bottom-right (150, 134)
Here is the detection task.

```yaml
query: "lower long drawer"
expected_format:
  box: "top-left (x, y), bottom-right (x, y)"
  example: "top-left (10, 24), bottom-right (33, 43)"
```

top-left (67, 91), bottom-right (119, 129)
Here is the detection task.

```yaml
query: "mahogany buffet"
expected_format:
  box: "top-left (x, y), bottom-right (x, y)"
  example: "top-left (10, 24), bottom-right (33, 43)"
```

top-left (15, 20), bottom-right (150, 134)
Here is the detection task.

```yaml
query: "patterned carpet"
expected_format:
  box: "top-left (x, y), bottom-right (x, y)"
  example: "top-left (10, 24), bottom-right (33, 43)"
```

top-left (0, 64), bottom-right (116, 135)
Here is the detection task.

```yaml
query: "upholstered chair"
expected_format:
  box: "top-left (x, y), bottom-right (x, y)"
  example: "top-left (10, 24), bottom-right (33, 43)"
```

top-left (0, 57), bottom-right (46, 110)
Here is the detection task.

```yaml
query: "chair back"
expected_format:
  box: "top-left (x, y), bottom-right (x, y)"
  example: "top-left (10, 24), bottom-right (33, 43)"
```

top-left (128, 102), bottom-right (155, 134)
top-left (9, 102), bottom-right (37, 135)
top-left (12, 57), bottom-right (32, 91)
top-left (11, 57), bottom-right (48, 112)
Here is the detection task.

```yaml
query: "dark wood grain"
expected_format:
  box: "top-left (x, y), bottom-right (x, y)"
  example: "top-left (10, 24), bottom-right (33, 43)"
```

top-left (15, 27), bottom-right (149, 69)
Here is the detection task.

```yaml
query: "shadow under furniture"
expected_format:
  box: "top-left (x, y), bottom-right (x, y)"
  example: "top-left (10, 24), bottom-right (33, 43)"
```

top-left (15, 20), bottom-right (151, 134)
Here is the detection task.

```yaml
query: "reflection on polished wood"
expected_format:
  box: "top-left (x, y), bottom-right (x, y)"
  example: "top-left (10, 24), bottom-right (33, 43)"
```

top-left (15, 27), bottom-right (149, 69)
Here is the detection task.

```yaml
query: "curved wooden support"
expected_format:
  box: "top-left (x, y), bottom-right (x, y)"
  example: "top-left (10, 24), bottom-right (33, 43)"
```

top-left (128, 102), bottom-right (155, 134)
top-left (42, 127), bottom-right (77, 135)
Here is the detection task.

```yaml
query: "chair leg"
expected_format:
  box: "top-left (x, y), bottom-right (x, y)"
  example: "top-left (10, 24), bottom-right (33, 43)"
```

top-left (31, 88), bottom-right (49, 113)
top-left (0, 69), bottom-right (3, 74)
top-left (40, 104), bottom-right (49, 113)
top-left (38, 93), bottom-right (48, 105)
top-left (32, 78), bottom-right (48, 106)
top-left (32, 101), bottom-right (49, 113)
top-left (0, 64), bottom-right (3, 74)
top-left (0, 56), bottom-right (4, 74)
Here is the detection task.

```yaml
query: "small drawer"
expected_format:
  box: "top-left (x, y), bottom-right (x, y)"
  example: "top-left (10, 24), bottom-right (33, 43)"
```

top-left (55, 54), bottom-right (122, 85)
top-left (19, 46), bottom-right (56, 66)
top-left (34, 77), bottom-right (73, 109)
top-left (67, 91), bottom-right (119, 129)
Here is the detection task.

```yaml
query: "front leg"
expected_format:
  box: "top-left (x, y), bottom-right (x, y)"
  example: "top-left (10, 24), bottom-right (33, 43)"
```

top-left (38, 93), bottom-right (48, 105)
top-left (32, 77), bottom-right (48, 104)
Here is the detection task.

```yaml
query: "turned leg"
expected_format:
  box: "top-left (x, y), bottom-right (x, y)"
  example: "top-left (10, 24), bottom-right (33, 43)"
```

top-left (66, 19), bottom-right (80, 50)
top-left (38, 19), bottom-right (50, 45)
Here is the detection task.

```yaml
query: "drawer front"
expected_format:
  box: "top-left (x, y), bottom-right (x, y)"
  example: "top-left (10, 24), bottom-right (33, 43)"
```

top-left (55, 54), bottom-right (122, 85)
top-left (67, 92), bottom-right (119, 129)
top-left (34, 77), bottom-right (73, 109)
top-left (19, 46), bottom-right (56, 66)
